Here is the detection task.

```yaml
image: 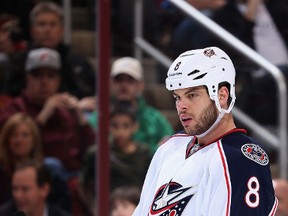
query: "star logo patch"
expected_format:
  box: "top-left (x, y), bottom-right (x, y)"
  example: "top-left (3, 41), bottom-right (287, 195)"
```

top-left (149, 181), bottom-right (196, 215)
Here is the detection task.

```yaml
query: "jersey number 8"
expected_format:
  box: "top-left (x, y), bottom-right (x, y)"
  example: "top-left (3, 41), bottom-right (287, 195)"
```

top-left (245, 176), bottom-right (260, 208)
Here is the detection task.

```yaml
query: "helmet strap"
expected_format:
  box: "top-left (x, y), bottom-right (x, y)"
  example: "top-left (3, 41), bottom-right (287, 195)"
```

top-left (196, 108), bottom-right (226, 138)
top-left (196, 95), bottom-right (225, 138)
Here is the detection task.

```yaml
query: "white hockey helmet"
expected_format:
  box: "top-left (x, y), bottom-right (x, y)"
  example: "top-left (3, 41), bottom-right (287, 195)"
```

top-left (165, 47), bottom-right (236, 113)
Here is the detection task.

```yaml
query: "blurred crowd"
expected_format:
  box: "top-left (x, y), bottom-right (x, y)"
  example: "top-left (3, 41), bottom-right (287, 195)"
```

top-left (0, 1), bottom-right (174, 215)
top-left (0, 0), bottom-right (287, 215)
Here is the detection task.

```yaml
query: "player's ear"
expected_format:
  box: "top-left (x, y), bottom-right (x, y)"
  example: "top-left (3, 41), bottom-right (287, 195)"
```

top-left (218, 86), bottom-right (229, 109)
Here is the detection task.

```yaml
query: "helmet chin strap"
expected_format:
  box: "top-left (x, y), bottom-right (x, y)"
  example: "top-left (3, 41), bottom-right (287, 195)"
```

top-left (196, 96), bottom-right (227, 138)
top-left (196, 108), bottom-right (226, 138)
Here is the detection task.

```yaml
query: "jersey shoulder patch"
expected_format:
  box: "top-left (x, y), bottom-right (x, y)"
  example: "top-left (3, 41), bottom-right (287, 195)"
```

top-left (241, 143), bottom-right (269, 166)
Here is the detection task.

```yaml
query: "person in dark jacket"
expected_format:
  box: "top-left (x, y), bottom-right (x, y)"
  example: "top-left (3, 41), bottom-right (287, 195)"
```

top-left (8, 1), bottom-right (96, 99)
top-left (0, 160), bottom-right (70, 216)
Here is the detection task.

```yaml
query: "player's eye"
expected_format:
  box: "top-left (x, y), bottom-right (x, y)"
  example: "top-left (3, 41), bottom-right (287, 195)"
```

top-left (188, 93), bottom-right (197, 99)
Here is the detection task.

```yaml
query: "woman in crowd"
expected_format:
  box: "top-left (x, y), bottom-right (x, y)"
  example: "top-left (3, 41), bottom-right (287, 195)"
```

top-left (0, 113), bottom-right (42, 204)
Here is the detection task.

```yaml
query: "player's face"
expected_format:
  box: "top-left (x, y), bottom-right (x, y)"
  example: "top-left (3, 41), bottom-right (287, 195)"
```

top-left (174, 86), bottom-right (218, 135)
top-left (110, 114), bottom-right (137, 148)
top-left (12, 167), bottom-right (48, 215)
top-left (111, 74), bottom-right (143, 102)
top-left (31, 12), bottom-right (63, 48)
top-left (9, 123), bottom-right (34, 158)
top-left (111, 199), bottom-right (136, 216)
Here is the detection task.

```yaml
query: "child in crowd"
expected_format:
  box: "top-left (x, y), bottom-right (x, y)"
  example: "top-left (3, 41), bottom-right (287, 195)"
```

top-left (87, 57), bottom-right (174, 154)
top-left (110, 186), bottom-right (140, 216)
top-left (78, 101), bottom-right (152, 215)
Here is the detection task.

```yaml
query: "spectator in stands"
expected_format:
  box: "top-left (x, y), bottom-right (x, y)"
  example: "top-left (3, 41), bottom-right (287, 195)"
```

top-left (157, 0), bottom-right (227, 58)
top-left (110, 186), bottom-right (140, 216)
top-left (78, 102), bottom-right (151, 215)
top-left (0, 160), bottom-right (70, 216)
top-left (87, 57), bottom-right (174, 153)
top-left (0, 0), bottom-right (36, 41)
top-left (0, 113), bottom-right (42, 204)
top-left (273, 178), bottom-right (288, 216)
top-left (0, 14), bottom-right (27, 55)
top-left (9, 1), bottom-right (96, 98)
top-left (0, 14), bottom-right (27, 107)
top-left (0, 47), bottom-right (95, 181)
top-left (213, 0), bottom-right (288, 66)
top-left (110, 57), bottom-right (174, 153)
top-left (212, 0), bottom-right (288, 126)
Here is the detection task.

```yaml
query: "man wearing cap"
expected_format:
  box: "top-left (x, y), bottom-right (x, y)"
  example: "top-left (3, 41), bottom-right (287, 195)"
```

top-left (7, 1), bottom-right (96, 99)
top-left (0, 47), bottom-right (95, 175)
top-left (87, 56), bottom-right (173, 153)
top-left (110, 57), bottom-right (174, 153)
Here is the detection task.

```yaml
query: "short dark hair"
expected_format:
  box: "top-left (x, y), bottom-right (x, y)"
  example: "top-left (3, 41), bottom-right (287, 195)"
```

top-left (14, 160), bottom-right (51, 187)
top-left (110, 186), bottom-right (140, 206)
top-left (110, 101), bottom-right (137, 123)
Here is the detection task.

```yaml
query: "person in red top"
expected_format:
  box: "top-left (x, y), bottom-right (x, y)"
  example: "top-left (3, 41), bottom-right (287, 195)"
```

top-left (0, 47), bottom-right (95, 177)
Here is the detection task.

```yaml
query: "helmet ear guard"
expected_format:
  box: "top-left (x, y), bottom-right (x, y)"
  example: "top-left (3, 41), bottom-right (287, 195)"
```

top-left (165, 47), bottom-right (236, 113)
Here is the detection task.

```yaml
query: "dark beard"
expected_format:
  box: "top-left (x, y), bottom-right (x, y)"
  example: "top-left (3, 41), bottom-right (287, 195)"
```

top-left (186, 101), bottom-right (218, 135)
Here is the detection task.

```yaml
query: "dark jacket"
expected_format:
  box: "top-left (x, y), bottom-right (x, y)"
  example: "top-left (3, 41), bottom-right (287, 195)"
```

top-left (0, 165), bottom-right (11, 205)
top-left (0, 201), bottom-right (71, 216)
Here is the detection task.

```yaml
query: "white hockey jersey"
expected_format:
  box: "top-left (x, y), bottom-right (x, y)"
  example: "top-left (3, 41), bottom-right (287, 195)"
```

top-left (133, 129), bottom-right (278, 216)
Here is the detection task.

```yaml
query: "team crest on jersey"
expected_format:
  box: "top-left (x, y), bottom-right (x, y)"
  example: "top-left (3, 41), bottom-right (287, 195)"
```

top-left (241, 143), bottom-right (269, 166)
top-left (149, 181), bottom-right (195, 216)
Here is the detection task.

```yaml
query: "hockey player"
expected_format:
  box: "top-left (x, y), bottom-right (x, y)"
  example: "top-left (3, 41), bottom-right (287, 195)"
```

top-left (132, 47), bottom-right (278, 215)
